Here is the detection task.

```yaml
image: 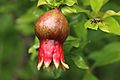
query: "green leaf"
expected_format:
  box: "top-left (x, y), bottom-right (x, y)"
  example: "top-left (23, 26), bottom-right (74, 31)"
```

top-left (64, 0), bottom-right (77, 6)
top-left (71, 40), bottom-right (80, 48)
top-left (72, 54), bottom-right (89, 69)
top-left (84, 20), bottom-right (99, 30)
top-left (89, 42), bottom-right (120, 67)
top-left (37, 0), bottom-right (47, 7)
top-left (63, 42), bottom-right (73, 54)
top-left (83, 72), bottom-right (98, 80)
top-left (90, 0), bottom-right (109, 14)
top-left (64, 36), bottom-right (79, 54)
top-left (47, 0), bottom-right (64, 7)
top-left (66, 36), bottom-right (77, 41)
top-left (103, 10), bottom-right (120, 18)
top-left (28, 37), bottom-right (39, 60)
top-left (99, 17), bottom-right (120, 35)
top-left (66, 36), bottom-right (80, 48)
top-left (29, 37), bottom-right (39, 54)
top-left (37, 0), bottom-right (64, 7)
top-left (61, 5), bottom-right (89, 15)
top-left (61, 6), bottom-right (76, 15)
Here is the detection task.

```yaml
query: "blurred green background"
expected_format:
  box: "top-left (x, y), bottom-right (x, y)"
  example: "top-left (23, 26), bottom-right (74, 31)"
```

top-left (0, 0), bottom-right (120, 80)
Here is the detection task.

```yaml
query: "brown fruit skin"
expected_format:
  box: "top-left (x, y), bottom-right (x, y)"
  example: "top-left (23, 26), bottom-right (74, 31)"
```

top-left (35, 8), bottom-right (69, 43)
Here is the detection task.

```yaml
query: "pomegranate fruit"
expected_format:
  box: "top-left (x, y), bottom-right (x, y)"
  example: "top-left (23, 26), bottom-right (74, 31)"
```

top-left (35, 8), bottom-right (69, 70)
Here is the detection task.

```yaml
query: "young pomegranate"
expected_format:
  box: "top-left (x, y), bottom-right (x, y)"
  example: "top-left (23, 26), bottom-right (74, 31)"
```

top-left (35, 8), bottom-right (69, 70)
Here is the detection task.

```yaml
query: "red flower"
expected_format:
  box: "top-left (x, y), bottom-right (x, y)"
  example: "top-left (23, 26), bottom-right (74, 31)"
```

top-left (35, 8), bottom-right (69, 70)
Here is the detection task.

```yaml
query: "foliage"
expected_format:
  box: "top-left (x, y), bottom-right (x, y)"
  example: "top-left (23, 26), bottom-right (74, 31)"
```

top-left (0, 0), bottom-right (120, 80)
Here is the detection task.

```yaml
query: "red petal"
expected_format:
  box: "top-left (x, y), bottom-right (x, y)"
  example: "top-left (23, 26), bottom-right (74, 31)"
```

top-left (37, 44), bottom-right (44, 70)
top-left (53, 41), bottom-right (61, 69)
top-left (42, 40), bottom-right (54, 68)
top-left (37, 39), bottom-right (69, 70)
